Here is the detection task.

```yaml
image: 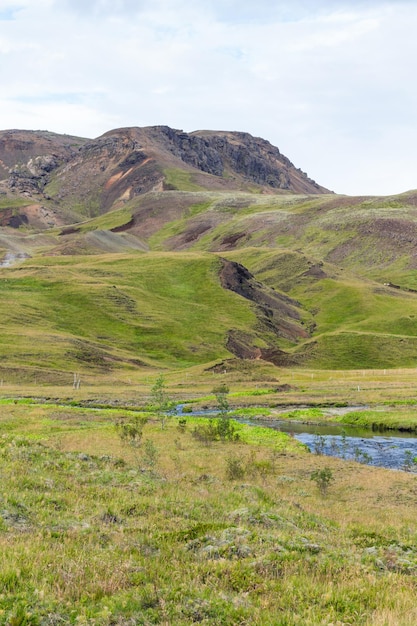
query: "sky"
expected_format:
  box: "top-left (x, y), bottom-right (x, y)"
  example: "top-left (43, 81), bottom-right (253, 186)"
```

top-left (0, 0), bottom-right (416, 196)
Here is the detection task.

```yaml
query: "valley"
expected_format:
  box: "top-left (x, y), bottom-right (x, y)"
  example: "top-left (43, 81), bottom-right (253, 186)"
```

top-left (1, 126), bottom-right (417, 624)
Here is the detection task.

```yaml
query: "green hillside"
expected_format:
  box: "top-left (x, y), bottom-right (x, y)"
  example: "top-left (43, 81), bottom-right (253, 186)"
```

top-left (0, 252), bottom-right (265, 380)
top-left (2, 130), bottom-right (417, 378)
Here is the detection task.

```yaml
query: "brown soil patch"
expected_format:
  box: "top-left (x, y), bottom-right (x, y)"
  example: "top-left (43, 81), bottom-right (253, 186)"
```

top-left (110, 217), bottom-right (135, 233)
top-left (219, 259), bottom-right (310, 365)
top-left (225, 330), bottom-right (296, 366)
top-left (226, 330), bottom-right (262, 360)
top-left (105, 170), bottom-right (129, 190)
top-left (301, 263), bottom-right (327, 280)
top-left (0, 208), bottom-right (28, 228)
top-left (218, 231), bottom-right (249, 249)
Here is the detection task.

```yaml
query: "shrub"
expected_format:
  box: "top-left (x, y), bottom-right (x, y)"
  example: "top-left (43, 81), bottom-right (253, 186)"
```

top-left (192, 419), bottom-right (218, 446)
top-left (192, 417), bottom-right (239, 445)
top-left (177, 418), bottom-right (187, 432)
top-left (216, 416), bottom-right (240, 442)
top-left (149, 374), bottom-right (175, 429)
top-left (403, 449), bottom-right (417, 472)
top-left (142, 439), bottom-right (158, 468)
top-left (225, 455), bottom-right (245, 481)
top-left (313, 433), bottom-right (325, 455)
top-left (310, 467), bottom-right (334, 496)
top-left (115, 415), bottom-right (148, 447)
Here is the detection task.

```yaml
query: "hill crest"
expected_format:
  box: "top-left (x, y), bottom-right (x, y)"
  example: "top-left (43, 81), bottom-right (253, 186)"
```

top-left (0, 126), bottom-right (331, 223)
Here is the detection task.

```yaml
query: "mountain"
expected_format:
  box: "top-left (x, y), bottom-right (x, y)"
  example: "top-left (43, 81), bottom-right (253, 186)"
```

top-left (0, 126), bottom-right (329, 225)
top-left (1, 125), bottom-right (417, 382)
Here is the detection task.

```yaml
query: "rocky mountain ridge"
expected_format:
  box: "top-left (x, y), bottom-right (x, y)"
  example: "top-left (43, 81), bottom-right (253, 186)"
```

top-left (0, 126), bottom-right (330, 221)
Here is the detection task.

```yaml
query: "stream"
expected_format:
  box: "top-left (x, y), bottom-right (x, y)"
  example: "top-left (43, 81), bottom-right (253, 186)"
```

top-left (244, 417), bottom-right (417, 470)
top-left (178, 405), bottom-right (417, 471)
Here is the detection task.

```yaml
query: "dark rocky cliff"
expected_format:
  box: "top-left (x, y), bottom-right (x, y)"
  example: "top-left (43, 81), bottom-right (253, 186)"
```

top-left (192, 130), bottom-right (328, 193)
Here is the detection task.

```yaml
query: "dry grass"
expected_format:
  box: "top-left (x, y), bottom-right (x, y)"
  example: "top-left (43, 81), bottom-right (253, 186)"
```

top-left (0, 394), bottom-right (417, 623)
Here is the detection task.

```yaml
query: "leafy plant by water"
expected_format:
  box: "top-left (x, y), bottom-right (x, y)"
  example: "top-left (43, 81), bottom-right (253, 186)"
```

top-left (149, 374), bottom-right (175, 429)
top-left (402, 449), bottom-right (417, 472)
top-left (313, 432), bottom-right (326, 455)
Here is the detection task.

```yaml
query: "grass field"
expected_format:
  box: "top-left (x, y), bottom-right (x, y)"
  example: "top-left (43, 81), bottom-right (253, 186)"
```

top-left (1, 391), bottom-right (417, 624)
top-left (2, 246), bottom-right (417, 379)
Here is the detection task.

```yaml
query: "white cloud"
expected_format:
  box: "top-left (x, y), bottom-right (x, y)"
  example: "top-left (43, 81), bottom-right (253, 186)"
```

top-left (0, 0), bottom-right (416, 194)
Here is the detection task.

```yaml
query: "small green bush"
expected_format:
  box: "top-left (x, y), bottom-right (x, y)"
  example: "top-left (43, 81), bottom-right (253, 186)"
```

top-left (177, 418), bottom-right (187, 432)
top-left (192, 417), bottom-right (239, 444)
top-left (310, 467), bottom-right (334, 496)
top-left (115, 415), bottom-right (148, 447)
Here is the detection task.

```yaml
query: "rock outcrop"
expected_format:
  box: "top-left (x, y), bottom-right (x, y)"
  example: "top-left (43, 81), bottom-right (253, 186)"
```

top-left (192, 130), bottom-right (327, 193)
top-left (0, 129), bottom-right (87, 196)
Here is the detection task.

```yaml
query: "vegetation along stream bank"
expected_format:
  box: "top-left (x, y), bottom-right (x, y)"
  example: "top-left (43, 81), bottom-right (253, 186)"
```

top-left (1, 371), bottom-right (417, 625)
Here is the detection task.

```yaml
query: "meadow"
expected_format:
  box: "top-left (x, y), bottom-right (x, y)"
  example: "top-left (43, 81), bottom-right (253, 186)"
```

top-left (1, 370), bottom-right (417, 625)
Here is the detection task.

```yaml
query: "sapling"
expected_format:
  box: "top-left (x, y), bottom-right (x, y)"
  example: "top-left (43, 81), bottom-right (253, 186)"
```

top-left (213, 383), bottom-right (230, 417)
top-left (225, 455), bottom-right (245, 481)
top-left (310, 467), bottom-right (334, 496)
top-left (403, 450), bottom-right (417, 472)
top-left (313, 433), bottom-right (325, 455)
top-left (150, 374), bottom-right (175, 429)
top-left (213, 384), bottom-right (239, 441)
top-left (142, 439), bottom-right (158, 468)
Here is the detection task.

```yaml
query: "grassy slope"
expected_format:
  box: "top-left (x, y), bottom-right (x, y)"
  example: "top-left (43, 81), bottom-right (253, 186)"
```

top-left (0, 252), bottom-right (260, 376)
top-left (221, 247), bottom-right (417, 368)
top-left (3, 188), bottom-right (417, 372)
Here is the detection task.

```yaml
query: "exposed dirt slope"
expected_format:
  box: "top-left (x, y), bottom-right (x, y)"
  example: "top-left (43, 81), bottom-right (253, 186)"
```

top-left (219, 259), bottom-right (310, 365)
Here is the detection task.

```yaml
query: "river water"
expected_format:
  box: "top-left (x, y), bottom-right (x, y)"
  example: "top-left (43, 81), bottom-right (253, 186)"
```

top-left (245, 417), bottom-right (417, 471)
top-left (177, 405), bottom-right (417, 471)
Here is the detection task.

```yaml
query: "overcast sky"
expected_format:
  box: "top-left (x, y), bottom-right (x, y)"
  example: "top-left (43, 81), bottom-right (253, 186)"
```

top-left (1, 0), bottom-right (416, 195)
